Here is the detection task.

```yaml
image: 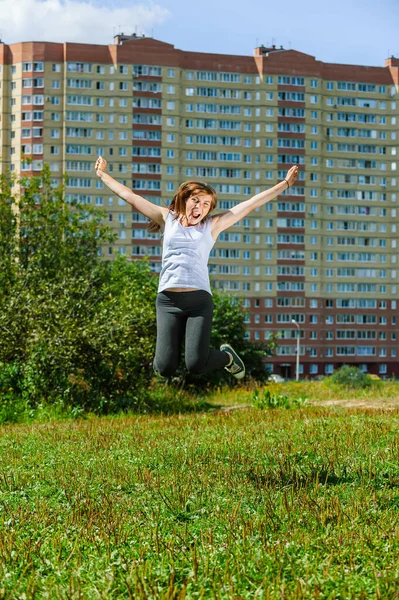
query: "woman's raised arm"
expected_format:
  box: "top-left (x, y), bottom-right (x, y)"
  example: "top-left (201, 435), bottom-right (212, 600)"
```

top-left (95, 156), bottom-right (168, 227)
top-left (211, 165), bottom-right (299, 238)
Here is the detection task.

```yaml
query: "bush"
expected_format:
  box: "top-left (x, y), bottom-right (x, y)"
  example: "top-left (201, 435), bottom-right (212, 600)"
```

top-left (0, 260), bottom-right (158, 414)
top-left (327, 366), bottom-right (372, 389)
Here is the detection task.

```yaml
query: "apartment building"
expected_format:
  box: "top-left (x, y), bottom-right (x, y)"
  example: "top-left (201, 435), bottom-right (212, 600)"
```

top-left (0, 35), bottom-right (398, 378)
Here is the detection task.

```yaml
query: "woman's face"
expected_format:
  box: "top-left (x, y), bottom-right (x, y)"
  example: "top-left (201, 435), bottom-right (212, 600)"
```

top-left (184, 192), bottom-right (213, 226)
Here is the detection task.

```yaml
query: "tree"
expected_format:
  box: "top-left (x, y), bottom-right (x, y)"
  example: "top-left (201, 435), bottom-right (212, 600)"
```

top-left (0, 169), bottom-right (157, 412)
top-left (0, 172), bottom-right (18, 296)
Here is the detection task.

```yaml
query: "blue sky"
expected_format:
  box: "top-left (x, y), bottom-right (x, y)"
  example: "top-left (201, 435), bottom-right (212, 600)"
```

top-left (0, 0), bottom-right (398, 67)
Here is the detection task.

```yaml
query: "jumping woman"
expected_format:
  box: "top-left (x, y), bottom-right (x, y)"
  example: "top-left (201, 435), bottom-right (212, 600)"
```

top-left (95, 157), bottom-right (299, 380)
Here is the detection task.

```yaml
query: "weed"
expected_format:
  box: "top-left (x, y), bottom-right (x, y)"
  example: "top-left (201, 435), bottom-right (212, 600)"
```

top-left (251, 388), bottom-right (308, 409)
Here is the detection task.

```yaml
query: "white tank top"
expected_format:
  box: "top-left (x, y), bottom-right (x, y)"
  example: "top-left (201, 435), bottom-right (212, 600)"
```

top-left (158, 211), bottom-right (215, 294)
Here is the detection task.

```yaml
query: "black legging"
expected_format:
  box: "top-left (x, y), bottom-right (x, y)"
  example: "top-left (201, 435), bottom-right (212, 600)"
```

top-left (153, 290), bottom-right (230, 377)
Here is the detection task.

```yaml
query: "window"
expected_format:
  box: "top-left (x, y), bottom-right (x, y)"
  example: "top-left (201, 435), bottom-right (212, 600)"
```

top-left (67, 62), bottom-right (92, 74)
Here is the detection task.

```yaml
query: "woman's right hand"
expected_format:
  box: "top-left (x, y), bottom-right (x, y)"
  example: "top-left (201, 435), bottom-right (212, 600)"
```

top-left (95, 156), bottom-right (107, 176)
top-left (285, 165), bottom-right (299, 187)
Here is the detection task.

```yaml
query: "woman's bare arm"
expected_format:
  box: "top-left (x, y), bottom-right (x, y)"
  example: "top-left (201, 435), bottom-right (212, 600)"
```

top-left (211, 165), bottom-right (299, 238)
top-left (95, 156), bottom-right (168, 226)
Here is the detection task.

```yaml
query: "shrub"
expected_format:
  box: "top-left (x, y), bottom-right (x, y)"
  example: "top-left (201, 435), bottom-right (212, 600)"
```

top-left (327, 365), bottom-right (372, 389)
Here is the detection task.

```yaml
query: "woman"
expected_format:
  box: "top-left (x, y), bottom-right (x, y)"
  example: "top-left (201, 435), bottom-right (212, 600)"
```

top-left (95, 157), bottom-right (299, 379)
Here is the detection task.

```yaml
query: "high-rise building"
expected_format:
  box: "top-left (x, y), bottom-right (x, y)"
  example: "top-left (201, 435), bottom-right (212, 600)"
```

top-left (1, 35), bottom-right (399, 378)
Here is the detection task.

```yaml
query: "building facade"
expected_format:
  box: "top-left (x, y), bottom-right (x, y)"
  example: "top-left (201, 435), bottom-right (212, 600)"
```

top-left (1, 35), bottom-right (399, 377)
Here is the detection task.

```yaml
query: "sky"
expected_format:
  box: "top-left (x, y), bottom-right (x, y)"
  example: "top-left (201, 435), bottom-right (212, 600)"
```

top-left (0, 0), bottom-right (398, 68)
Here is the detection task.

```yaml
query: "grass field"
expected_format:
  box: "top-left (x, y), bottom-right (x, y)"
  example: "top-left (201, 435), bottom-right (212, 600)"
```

top-left (1, 386), bottom-right (399, 598)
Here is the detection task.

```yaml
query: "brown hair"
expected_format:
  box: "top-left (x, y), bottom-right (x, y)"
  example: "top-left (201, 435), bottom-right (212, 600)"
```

top-left (148, 180), bottom-right (217, 233)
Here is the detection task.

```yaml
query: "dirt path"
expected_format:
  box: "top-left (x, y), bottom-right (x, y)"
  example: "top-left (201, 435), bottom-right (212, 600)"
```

top-left (311, 398), bottom-right (399, 410)
top-left (213, 398), bottom-right (399, 412)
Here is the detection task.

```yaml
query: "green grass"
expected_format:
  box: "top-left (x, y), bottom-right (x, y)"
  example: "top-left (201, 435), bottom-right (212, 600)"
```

top-left (1, 402), bottom-right (399, 598)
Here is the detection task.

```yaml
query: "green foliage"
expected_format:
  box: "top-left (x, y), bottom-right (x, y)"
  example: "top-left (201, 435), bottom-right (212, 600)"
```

top-left (0, 167), bottom-right (114, 284)
top-left (0, 260), bottom-right (159, 415)
top-left (251, 387), bottom-right (308, 409)
top-left (0, 174), bottom-right (18, 296)
top-left (0, 169), bottom-right (158, 415)
top-left (327, 365), bottom-right (373, 389)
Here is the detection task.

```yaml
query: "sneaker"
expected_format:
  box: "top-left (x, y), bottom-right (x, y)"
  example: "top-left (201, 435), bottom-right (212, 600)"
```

top-left (220, 343), bottom-right (245, 380)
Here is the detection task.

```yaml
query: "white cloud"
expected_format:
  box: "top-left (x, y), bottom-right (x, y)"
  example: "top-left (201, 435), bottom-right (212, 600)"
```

top-left (0, 0), bottom-right (170, 44)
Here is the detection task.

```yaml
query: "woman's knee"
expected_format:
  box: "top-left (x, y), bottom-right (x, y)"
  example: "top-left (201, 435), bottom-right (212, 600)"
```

top-left (153, 360), bottom-right (178, 378)
top-left (185, 356), bottom-right (206, 375)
